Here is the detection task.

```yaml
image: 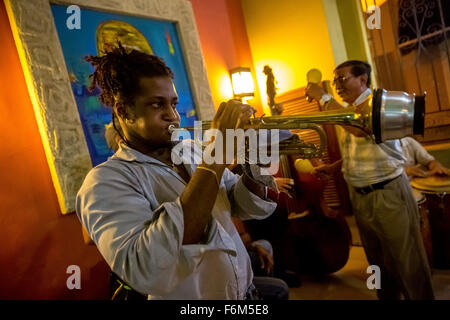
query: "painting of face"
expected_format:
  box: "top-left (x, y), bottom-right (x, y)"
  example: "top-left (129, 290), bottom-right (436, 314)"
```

top-left (51, 4), bottom-right (198, 165)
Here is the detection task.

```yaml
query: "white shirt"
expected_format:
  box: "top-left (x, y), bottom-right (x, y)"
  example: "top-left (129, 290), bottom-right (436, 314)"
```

top-left (341, 89), bottom-right (406, 187)
top-left (400, 137), bottom-right (434, 167)
top-left (76, 140), bottom-right (276, 299)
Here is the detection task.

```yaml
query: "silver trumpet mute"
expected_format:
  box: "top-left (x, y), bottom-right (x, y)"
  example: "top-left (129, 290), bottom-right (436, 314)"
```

top-left (372, 88), bottom-right (425, 143)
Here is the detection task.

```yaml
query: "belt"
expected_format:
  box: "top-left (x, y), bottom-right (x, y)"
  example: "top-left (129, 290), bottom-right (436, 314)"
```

top-left (353, 175), bottom-right (401, 195)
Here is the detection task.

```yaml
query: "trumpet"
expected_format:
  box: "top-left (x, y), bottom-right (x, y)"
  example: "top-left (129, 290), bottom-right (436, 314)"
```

top-left (169, 89), bottom-right (425, 158)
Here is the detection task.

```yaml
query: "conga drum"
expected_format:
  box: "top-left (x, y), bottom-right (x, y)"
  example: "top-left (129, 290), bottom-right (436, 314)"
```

top-left (411, 188), bottom-right (433, 267)
top-left (412, 176), bottom-right (450, 269)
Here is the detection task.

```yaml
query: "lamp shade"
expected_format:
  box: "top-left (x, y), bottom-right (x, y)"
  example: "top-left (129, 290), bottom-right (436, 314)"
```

top-left (230, 67), bottom-right (255, 98)
top-left (360, 0), bottom-right (386, 12)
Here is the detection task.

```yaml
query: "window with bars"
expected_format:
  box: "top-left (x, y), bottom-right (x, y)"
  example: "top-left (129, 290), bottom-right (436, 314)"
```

top-left (361, 0), bottom-right (450, 144)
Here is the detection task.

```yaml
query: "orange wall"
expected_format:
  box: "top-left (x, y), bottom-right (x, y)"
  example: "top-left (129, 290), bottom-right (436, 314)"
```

top-left (241, 0), bottom-right (337, 114)
top-left (0, 1), bottom-right (110, 299)
top-left (189, 0), bottom-right (263, 115)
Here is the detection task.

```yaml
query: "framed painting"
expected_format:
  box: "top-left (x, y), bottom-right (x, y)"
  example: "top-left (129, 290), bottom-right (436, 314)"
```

top-left (5, 0), bottom-right (215, 213)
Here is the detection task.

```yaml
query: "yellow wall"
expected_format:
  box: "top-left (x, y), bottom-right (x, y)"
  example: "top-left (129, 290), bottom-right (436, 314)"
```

top-left (241, 0), bottom-right (337, 114)
top-left (189, 0), bottom-right (264, 114)
top-left (336, 0), bottom-right (369, 62)
top-left (335, 0), bottom-right (377, 87)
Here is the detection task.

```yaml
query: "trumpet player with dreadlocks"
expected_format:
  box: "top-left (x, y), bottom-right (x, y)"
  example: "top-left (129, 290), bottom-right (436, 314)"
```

top-left (76, 45), bottom-right (278, 300)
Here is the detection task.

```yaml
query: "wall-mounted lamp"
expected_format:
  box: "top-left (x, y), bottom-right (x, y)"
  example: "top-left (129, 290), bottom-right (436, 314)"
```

top-left (230, 67), bottom-right (255, 100)
top-left (360, 0), bottom-right (386, 12)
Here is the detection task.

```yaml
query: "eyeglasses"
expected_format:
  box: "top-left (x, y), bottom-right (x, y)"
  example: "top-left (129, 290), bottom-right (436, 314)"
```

top-left (332, 75), bottom-right (355, 86)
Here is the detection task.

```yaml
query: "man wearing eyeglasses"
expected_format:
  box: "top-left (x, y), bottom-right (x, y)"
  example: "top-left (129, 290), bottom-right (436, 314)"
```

top-left (305, 60), bottom-right (434, 300)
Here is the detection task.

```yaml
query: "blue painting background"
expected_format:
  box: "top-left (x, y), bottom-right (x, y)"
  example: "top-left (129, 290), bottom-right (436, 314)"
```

top-left (51, 4), bottom-right (198, 166)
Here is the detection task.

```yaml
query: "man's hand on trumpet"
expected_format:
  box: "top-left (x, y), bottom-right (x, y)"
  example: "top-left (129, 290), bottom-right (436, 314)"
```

top-left (207, 99), bottom-right (276, 200)
top-left (212, 99), bottom-right (255, 133)
top-left (206, 99), bottom-right (254, 165)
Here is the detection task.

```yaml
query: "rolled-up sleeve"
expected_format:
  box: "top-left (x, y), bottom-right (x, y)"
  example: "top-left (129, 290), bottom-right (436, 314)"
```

top-left (221, 168), bottom-right (277, 221)
top-left (76, 166), bottom-right (187, 296)
top-left (410, 138), bottom-right (434, 166)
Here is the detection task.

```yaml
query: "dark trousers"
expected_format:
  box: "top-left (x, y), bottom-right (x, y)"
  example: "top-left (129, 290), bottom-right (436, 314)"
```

top-left (253, 276), bottom-right (289, 300)
top-left (248, 249), bottom-right (289, 300)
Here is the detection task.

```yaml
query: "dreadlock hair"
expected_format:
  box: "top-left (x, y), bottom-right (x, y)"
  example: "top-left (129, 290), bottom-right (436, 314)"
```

top-left (85, 43), bottom-right (174, 109)
top-left (335, 60), bottom-right (372, 88)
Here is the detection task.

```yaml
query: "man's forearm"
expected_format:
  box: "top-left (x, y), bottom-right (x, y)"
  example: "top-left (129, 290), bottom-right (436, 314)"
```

top-left (180, 163), bottom-right (226, 245)
top-left (181, 164), bottom-right (272, 245)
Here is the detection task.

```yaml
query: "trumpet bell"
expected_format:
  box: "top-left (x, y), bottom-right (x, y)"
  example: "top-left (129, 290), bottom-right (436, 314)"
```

top-left (372, 88), bottom-right (425, 143)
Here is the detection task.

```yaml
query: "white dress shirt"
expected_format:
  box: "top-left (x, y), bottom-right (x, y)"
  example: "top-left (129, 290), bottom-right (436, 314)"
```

top-left (76, 140), bottom-right (276, 299)
top-left (400, 137), bottom-right (434, 167)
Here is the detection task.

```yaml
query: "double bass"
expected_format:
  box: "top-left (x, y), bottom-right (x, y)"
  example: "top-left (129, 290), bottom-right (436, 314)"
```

top-left (244, 66), bottom-right (351, 275)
